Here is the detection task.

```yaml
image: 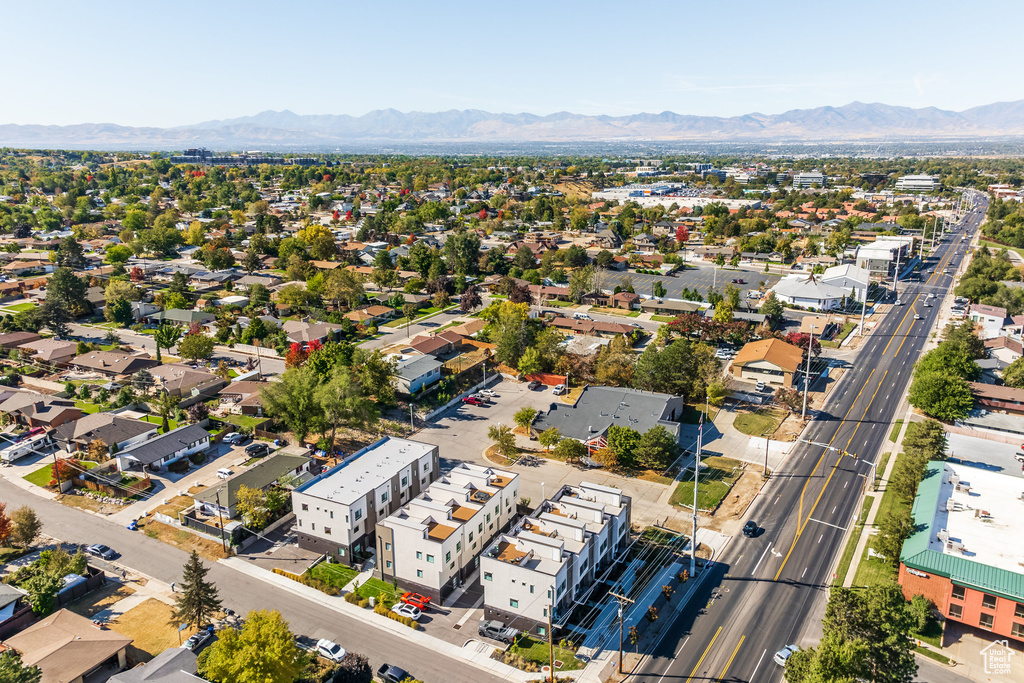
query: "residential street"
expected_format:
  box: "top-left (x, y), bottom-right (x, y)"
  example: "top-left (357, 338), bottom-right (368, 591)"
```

top-left (0, 476), bottom-right (501, 683)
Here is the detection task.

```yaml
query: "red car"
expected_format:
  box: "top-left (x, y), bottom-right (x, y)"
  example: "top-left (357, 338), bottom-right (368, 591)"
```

top-left (463, 396), bottom-right (484, 406)
top-left (401, 592), bottom-right (432, 611)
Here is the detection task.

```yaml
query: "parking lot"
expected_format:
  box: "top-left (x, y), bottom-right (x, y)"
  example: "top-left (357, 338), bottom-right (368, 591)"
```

top-left (624, 263), bottom-right (782, 301)
top-left (945, 432), bottom-right (1024, 479)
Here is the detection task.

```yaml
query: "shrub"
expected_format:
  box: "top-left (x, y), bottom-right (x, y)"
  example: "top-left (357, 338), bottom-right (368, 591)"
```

top-left (271, 568), bottom-right (340, 596)
top-left (373, 602), bottom-right (419, 629)
top-left (344, 592), bottom-right (361, 605)
top-left (189, 451), bottom-right (206, 465)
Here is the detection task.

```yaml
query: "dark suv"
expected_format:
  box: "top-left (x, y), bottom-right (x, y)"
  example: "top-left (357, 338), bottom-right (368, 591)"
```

top-left (742, 520), bottom-right (758, 537)
top-left (245, 442), bottom-right (271, 457)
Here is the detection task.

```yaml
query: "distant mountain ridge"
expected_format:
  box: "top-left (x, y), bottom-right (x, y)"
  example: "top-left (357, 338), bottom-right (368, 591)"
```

top-left (4, 100), bottom-right (1024, 149)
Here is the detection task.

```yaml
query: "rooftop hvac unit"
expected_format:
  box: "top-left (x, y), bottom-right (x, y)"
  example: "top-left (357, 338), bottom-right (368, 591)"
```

top-left (946, 498), bottom-right (957, 512)
top-left (974, 509), bottom-right (991, 518)
top-left (955, 483), bottom-right (971, 494)
top-left (950, 473), bottom-right (960, 486)
top-left (937, 529), bottom-right (949, 543)
top-left (946, 540), bottom-right (965, 554)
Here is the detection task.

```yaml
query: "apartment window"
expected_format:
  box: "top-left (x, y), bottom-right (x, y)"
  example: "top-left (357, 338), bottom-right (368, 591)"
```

top-left (345, 514), bottom-right (349, 523)
top-left (494, 504), bottom-right (499, 515)
top-left (324, 527), bottom-right (331, 536)
top-left (982, 594), bottom-right (997, 610)
top-left (979, 613), bottom-right (994, 629)
top-left (529, 585), bottom-right (534, 594)
top-left (445, 551), bottom-right (451, 563)
top-left (547, 589), bottom-right (552, 599)
top-left (484, 572), bottom-right (492, 581)
top-left (329, 511), bottom-right (333, 519)
top-left (478, 523), bottom-right (483, 533)
top-left (386, 560), bottom-right (392, 569)
top-left (354, 509), bottom-right (362, 521)
top-left (951, 585), bottom-right (966, 600)
top-left (510, 599), bottom-right (519, 608)
top-left (456, 542), bottom-right (462, 552)
top-left (538, 626), bottom-right (545, 636)
top-left (1016, 602), bottom-right (1024, 619)
top-left (402, 476), bottom-right (408, 487)
top-left (301, 503), bottom-right (308, 511)
top-left (311, 523), bottom-right (315, 531)
top-left (1012, 622), bottom-right (1024, 639)
top-left (385, 542), bottom-right (392, 551)
top-left (948, 604), bottom-right (963, 619)
top-left (338, 548), bottom-right (345, 557)
top-left (427, 555), bottom-right (435, 563)
top-left (417, 569), bottom-right (423, 578)
top-left (416, 551), bottom-right (423, 560)
top-left (468, 531), bottom-right (474, 542)
top-left (486, 513), bottom-right (491, 523)
top-left (381, 491), bottom-right (388, 503)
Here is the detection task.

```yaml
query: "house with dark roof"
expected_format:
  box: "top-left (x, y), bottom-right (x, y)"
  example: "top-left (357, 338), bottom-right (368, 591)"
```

top-left (282, 319), bottom-right (344, 345)
top-left (108, 647), bottom-right (201, 683)
top-left (192, 451), bottom-right (311, 518)
top-left (396, 355), bottom-right (443, 395)
top-left (115, 424), bottom-right (211, 473)
top-left (18, 338), bottom-right (78, 366)
top-left (144, 309), bottom-right (216, 326)
top-left (0, 388), bottom-right (82, 429)
top-left (217, 381), bottom-right (267, 417)
top-left (532, 386), bottom-right (683, 446)
top-left (148, 364), bottom-right (228, 403)
top-left (71, 351), bottom-right (159, 377)
top-left (53, 413), bottom-right (157, 454)
top-left (0, 331), bottom-right (41, 350)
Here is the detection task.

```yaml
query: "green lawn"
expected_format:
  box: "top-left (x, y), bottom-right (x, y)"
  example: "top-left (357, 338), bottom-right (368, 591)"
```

top-left (913, 618), bottom-right (943, 648)
top-left (914, 646), bottom-right (951, 665)
top-left (75, 401), bottom-right (101, 414)
top-left (220, 414), bottom-right (268, 430)
top-left (5, 302), bottom-right (37, 313)
top-left (353, 577), bottom-right (400, 606)
top-left (542, 299), bottom-right (575, 308)
top-left (832, 497), bottom-right (871, 586)
top-left (382, 306), bottom-right (446, 328)
top-left (652, 315), bottom-right (678, 323)
top-left (670, 456), bottom-right (743, 511)
top-left (733, 408), bottom-right (786, 437)
top-left (140, 415), bottom-right (179, 432)
top-left (510, 636), bottom-right (583, 671)
top-left (679, 403), bottom-right (719, 424)
top-left (24, 460), bottom-right (97, 488)
top-left (308, 562), bottom-right (359, 588)
top-left (874, 452), bottom-right (892, 489)
top-left (980, 240), bottom-right (1024, 259)
top-left (888, 420), bottom-right (904, 443)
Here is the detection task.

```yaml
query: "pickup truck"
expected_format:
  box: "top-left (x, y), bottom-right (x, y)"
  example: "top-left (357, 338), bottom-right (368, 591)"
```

top-left (478, 620), bottom-right (521, 644)
top-left (376, 663), bottom-right (412, 683)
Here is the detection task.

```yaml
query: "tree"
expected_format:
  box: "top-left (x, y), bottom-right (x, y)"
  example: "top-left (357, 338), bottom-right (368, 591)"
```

top-left (901, 419), bottom-right (947, 462)
top-left (0, 502), bottom-right (12, 546)
top-left (607, 425), bottom-right (641, 469)
top-left (634, 426), bottom-right (681, 470)
top-left (653, 280), bottom-right (666, 298)
top-left (553, 438), bottom-right (587, 466)
top-left (10, 506), bottom-right (42, 548)
top-left (154, 391), bottom-right (180, 433)
top-left (172, 550), bottom-right (222, 630)
top-left (488, 301), bottom-right (530, 367)
top-left (488, 424), bottom-right (517, 459)
top-left (759, 292), bottom-right (784, 327)
top-left (538, 427), bottom-right (562, 452)
top-left (178, 332), bottom-right (215, 361)
top-left (675, 225), bottom-right (689, 243)
top-left (54, 236), bottom-right (84, 269)
top-left (513, 407), bottom-right (538, 431)
top-left (153, 324), bottom-right (183, 364)
top-left (333, 652), bottom-right (372, 683)
top-left (0, 650), bottom-right (42, 683)
top-left (242, 249), bottom-right (262, 274)
top-left (297, 224), bottom-right (337, 261)
top-left (371, 265), bottom-right (399, 293)
top-left (875, 506), bottom-right (914, 567)
top-left (198, 609), bottom-right (303, 683)
top-left (132, 368), bottom-right (154, 395)
top-left (261, 368), bottom-right (321, 441)
top-left (235, 485), bottom-right (270, 530)
top-left (907, 372), bottom-right (973, 421)
top-left (353, 349), bottom-right (398, 406)
top-left (322, 268), bottom-right (364, 311)
top-left (517, 346), bottom-right (542, 375)
top-left (106, 298), bottom-right (132, 326)
top-left (568, 265), bottom-right (594, 303)
top-left (315, 369), bottom-right (378, 448)
top-left (460, 285), bottom-right (482, 313)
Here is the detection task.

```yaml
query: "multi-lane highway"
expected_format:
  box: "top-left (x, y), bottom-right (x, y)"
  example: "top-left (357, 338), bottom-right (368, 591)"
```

top-left (636, 195), bottom-right (988, 683)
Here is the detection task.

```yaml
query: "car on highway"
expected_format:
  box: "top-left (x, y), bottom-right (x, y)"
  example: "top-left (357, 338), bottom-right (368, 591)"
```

top-left (914, 314), bottom-right (921, 320)
top-left (85, 544), bottom-right (116, 560)
top-left (245, 442), bottom-right (271, 457)
top-left (527, 380), bottom-right (542, 390)
top-left (392, 602), bottom-right (422, 621)
top-left (774, 645), bottom-right (799, 666)
top-left (742, 520), bottom-right (758, 537)
top-left (181, 626), bottom-right (214, 652)
top-left (462, 396), bottom-right (485, 406)
top-left (223, 432), bottom-right (249, 445)
top-left (315, 638), bottom-right (346, 662)
top-left (401, 592), bottom-right (432, 611)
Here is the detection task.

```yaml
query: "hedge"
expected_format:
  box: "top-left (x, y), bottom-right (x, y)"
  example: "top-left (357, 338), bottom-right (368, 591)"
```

top-left (373, 602), bottom-right (419, 629)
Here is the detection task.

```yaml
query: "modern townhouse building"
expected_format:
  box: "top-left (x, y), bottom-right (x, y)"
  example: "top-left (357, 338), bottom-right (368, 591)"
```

top-left (375, 463), bottom-right (519, 603)
top-left (292, 437), bottom-right (440, 565)
top-left (480, 482), bottom-right (631, 635)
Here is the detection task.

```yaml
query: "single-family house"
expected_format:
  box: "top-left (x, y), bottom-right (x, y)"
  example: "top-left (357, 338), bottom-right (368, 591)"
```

top-left (217, 381), bottom-right (268, 417)
top-left (53, 413), bottom-right (158, 454)
top-left (148, 364), bottom-right (228, 403)
top-left (0, 331), bottom-right (41, 350)
top-left (71, 351), bottom-right (159, 378)
top-left (108, 647), bottom-right (201, 683)
top-left (115, 424), bottom-right (211, 473)
top-left (193, 451), bottom-right (312, 519)
top-left (731, 338), bottom-right (804, 388)
top-left (144, 309), bottom-right (216, 326)
top-left (968, 304), bottom-right (1009, 340)
top-left (282, 319), bottom-right (344, 345)
top-left (396, 355), bottom-right (443, 395)
top-left (0, 388), bottom-right (82, 430)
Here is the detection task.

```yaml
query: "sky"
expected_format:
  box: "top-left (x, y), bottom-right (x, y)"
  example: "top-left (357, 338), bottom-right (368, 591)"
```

top-left (4, 0), bottom-right (1023, 127)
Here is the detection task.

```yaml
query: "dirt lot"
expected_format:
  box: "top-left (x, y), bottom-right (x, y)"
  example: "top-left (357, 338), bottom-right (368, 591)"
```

top-left (703, 468), bottom-right (764, 535)
top-left (138, 519), bottom-right (230, 562)
top-left (66, 582), bottom-right (136, 619)
top-left (109, 598), bottom-right (197, 664)
top-left (59, 494), bottom-right (124, 516)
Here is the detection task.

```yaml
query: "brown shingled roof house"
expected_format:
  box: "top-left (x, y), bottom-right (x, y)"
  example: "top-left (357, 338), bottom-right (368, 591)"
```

top-left (731, 338), bottom-right (804, 388)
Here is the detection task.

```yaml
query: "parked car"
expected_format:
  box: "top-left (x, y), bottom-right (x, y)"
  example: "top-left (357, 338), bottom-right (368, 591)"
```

top-left (85, 544), bottom-right (116, 560)
top-left (181, 626), bottom-right (214, 652)
top-left (774, 645), bottom-right (799, 666)
top-left (527, 380), bottom-right (542, 390)
top-left (392, 603), bottom-right (421, 621)
top-left (552, 384), bottom-right (567, 396)
top-left (315, 638), bottom-right (346, 662)
top-left (245, 442), bottom-right (271, 457)
top-left (478, 389), bottom-right (497, 398)
top-left (478, 620), bottom-right (520, 644)
top-left (401, 592), bottom-right (432, 611)
top-left (376, 663), bottom-right (412, 683)
top-left (755, 381), bottom-right (766, 392)
top-left (742, 520), bottom-right (758, 537)
top-left (572, 312), bottom-right (592, 320)
top-left (462, 396), bottom-right (484, 406)
top-left (223, 433), bottom-right (249, 445)
top-left (216, 468), bottom-right (233, 479)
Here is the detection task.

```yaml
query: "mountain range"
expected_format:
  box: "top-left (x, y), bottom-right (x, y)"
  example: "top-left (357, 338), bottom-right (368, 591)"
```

top-left (4, 100), bottom-right (1024, 149)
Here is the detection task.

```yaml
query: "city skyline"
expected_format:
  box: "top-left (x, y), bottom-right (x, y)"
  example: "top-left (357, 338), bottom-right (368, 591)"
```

top-left (4, 0), bottom-right (1022, 127)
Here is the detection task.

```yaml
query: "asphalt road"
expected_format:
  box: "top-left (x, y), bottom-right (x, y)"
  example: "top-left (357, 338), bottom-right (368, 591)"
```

top-left (634, 198), bottom-right (988, 683)
top-left (0, 479), bottom-right (499, 683)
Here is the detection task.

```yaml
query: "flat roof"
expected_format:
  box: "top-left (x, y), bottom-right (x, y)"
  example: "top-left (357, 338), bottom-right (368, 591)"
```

top-left (296, 437), bottom-right (434, 506)
top-left (426, 520), bottom-right (458, 542)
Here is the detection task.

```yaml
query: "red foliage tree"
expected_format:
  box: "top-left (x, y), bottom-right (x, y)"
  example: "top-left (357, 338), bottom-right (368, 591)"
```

top-left (0, 502), bottom-right (12, 546)
top-left (783, 332), bottom-right (821, 354)
top-left (332, 210), bottom-right (340, 221)
top-left (130, 266), bottom-right (144, 282)
top-left (478, 209), bottom-right (487, 221)
top-left (307, 339), bottom-right (323, 353)
top-left (285, 342), bottom-right (308, 369)
top-left (675, 226), bottom-right (689, 243)
top-left (49, 458), bottom-right (80, 487)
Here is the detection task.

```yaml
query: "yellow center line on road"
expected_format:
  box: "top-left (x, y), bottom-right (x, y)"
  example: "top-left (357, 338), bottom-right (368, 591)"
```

top-left (717, 635), bottom-right (746, 682)
top-left (685, 626), bottom-right (722, 683)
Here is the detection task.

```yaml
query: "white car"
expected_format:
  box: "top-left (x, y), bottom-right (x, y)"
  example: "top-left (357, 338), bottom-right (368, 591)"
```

top-left (552, 384), bottom-right (567, 396)
top-left (478, 389), bottom-right (497, 397)
top-left (774, 645), bottom-right (799, 666)
top-left (315, 638), bottom-right (346, 662)
top-left (572, 313), bottom-right (592, 320)
top-left (392, 603), bottom-right (421, 621)
top-left (223, 432), bottom-right (248, 445)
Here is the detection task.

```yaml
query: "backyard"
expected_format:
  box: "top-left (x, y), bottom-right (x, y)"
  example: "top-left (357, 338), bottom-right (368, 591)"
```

top-left (352, 577), bottom-right (401, 606)
top-left (670, 456), bottom-right (744, 511)
top-left (109, 598), bottom-right (199, 664)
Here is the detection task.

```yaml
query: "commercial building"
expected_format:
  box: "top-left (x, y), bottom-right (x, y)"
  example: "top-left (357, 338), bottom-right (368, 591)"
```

top-left (855, 237), bottom-right (914, 279)
top-left (292, 437), bottom-right (440, 565)
top-left (770, 274), bottom-right (850, 311)
top-left (899, 461), bottom-right (1024, 643)
top-left (532, 386), bottom-right (684, 449)
top-left (375, 463), bottom-right (519, 603)
top-left (480, 482), bottom-right (631, 635)
top-left (820, 263), bottom-right (871, 302)
top-left (895, 175), bottom-right (939, 192)
top-left (792, 172), bottom-right (826, 189)
top-left (731, 338), bottom-right (804, 388)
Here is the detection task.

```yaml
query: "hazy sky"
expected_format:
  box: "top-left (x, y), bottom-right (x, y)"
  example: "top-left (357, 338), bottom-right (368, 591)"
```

top-left (5, 0), bottom-right (1022, 126)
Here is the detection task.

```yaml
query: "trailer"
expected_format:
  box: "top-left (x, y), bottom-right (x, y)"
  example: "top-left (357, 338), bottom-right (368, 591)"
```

top-left (1, 432), bottom-right (51, 463)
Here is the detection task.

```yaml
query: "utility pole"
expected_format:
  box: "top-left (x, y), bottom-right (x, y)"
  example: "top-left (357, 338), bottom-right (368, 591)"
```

top-left (859, 289), bottom-right (867, 337)
top-left (801, 325), bottom-right (814, 419)
top-left (892, 247), bottom-right (902, 295)
top-left (547, 602), bottom-right (555, 683)
top-left (690, 405), bottom-right (703, 578)
top-left (609, 592), bottom-right (636, 675)
top-left (214, 487), bottom-right (228, 554)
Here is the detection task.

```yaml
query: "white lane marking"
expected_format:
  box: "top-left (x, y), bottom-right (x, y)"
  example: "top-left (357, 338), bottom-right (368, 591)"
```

top-left (750, 649), bottom-right (768, 683)
top-left (818, 534), bottom-right (823, 543)
top-left (656, 636), bottom-right (691, 683)
top-left (808, 518), bottom-right (847, 531)
top-left (832, 506), bottom-right (837, 514)
top-left (752, 543), bottom-right (772, 575)
top-left (802, 567), bottom-right (808, 578)
top-left (844, 481), bottom-right (848, 489)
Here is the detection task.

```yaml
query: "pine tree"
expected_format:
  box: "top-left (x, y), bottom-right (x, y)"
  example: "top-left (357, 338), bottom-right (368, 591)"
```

top-left (172, 551), bottom-right (222, 630)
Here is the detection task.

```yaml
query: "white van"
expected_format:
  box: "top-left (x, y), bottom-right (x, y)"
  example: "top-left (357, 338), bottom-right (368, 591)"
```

top-left (216, 468), bottom-right (233, 479)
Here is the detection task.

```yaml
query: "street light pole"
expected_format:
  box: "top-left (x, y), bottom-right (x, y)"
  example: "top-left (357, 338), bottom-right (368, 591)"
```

top-left (801, 325), bottom-right (814, 419)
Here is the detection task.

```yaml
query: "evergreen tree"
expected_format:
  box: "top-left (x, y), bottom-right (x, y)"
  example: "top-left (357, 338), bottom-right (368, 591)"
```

top-left (172, 550), bottom-right (222, 630)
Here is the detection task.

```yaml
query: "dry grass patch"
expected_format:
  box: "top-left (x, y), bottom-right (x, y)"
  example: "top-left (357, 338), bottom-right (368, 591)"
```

top-left (138, 519), bottom-right (230, 562)
top-left (67, 582), bottom-right (135, 619)
top-left (149, 495), bottom-right (193, 517)
top-left (59, 494), bottom-right (117, 515)
top-left (109, 598), bottom-right (196, 664)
